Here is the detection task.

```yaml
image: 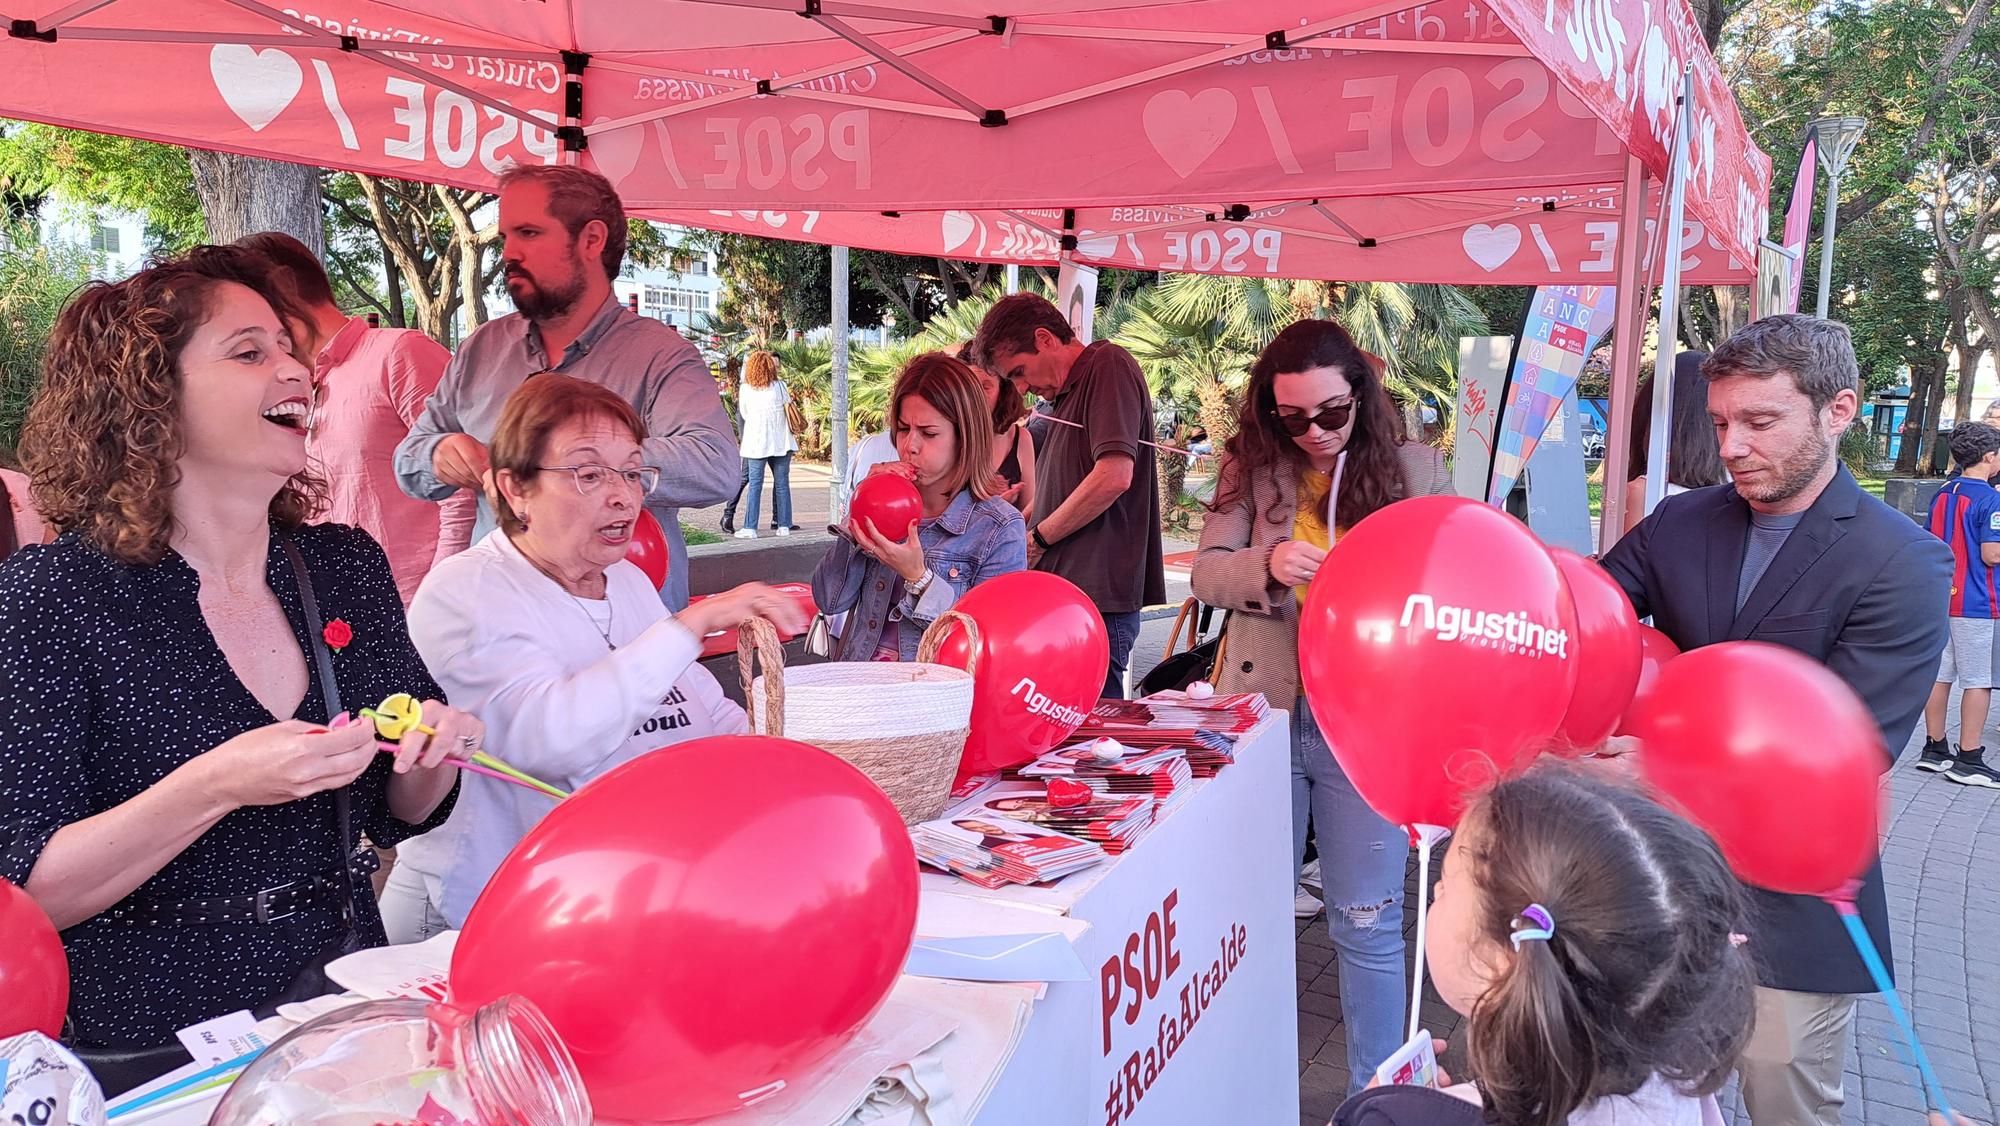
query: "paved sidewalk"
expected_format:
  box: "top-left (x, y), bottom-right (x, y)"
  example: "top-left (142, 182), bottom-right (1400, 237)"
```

top-left (681, 458), bottom-right (838, 538)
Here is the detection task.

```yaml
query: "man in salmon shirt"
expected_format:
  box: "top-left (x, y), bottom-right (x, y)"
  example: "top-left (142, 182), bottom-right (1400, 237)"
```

top-left (240, 233), bottom-right (475, 604)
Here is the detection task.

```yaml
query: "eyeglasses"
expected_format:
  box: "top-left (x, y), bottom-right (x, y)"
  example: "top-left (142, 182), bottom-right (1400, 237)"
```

top-left (1270, 401), bottom-right (1354, 438)
top-left (535, 464), bottom-right (662, 495)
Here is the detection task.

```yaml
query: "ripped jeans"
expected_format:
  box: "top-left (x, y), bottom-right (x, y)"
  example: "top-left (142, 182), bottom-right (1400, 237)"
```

top-left (1291, 699), bottom-right (1409, 1094)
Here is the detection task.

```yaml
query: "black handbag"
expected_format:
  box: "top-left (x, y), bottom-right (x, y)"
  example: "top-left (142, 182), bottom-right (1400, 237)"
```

top-left (70, 539), bottom-right (372, 1096)
top-left (1136, 598), bottom-right (1231, 697)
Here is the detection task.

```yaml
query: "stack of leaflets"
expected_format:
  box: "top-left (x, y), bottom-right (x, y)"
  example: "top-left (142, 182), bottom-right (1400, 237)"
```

top-left (947, 782), bottom-right (1154, 854)
top-left (1011, 741), bottom-right (1194, 806)
top-left (1065, 691), bottom-right (1271, 776)
top-left (913, 814), bottom-right (1109, 888)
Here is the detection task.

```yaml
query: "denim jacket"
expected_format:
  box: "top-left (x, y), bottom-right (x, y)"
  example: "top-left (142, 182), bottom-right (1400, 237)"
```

top-left (811, 488), bottom-right (1027, 661)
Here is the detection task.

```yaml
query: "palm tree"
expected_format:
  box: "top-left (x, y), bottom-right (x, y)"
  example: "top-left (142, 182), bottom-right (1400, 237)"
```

top-left (1137, 274), bottom-right (1488, 439)
top-left (912, 287), bottom-right (1003, 352)
top-left (1114, 284), bottom-right (1260, 445)
top-left (1113, 285), bottom-right (1264, 522)
top-left (764, 337), bottom-right (833, 456)
top-left (845, 337), bottom-right (927, 432)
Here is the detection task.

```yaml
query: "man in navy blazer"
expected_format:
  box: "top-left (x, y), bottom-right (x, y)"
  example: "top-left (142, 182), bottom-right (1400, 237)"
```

top-left (1601, 315), bottom-right (1949, 1126)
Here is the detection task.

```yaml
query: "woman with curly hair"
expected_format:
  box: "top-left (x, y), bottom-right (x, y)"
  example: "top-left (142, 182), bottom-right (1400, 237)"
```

top-left (1190, 319), bottom-right (1451, 1094)
top-left (0, 246), bottom-right (481, 1087)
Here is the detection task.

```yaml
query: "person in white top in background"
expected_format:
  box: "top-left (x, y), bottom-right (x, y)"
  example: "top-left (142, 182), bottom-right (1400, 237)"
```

top-left (384, 374), bottom-right (806, 940)
top-left (733, 349), bottom-right (798, 538)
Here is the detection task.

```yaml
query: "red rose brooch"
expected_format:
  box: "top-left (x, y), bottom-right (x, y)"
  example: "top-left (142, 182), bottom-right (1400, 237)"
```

top-left (322, 619), bottom-right (354, 651)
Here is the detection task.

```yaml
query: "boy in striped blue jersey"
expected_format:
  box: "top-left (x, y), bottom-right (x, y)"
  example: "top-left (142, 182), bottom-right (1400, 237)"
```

top-left (1920, 421), bottom-right (2000, 786)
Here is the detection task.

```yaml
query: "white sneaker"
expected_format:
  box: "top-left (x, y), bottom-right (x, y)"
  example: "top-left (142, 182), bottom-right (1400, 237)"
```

top-left (734, 528), bottom-right (756, 539)
top-left (1300, 858), bottom-right (1322, 892)
top-left (774, 526), bottom-right (792, 537)
top-left (1294, 885), bottom-right (1322, 919)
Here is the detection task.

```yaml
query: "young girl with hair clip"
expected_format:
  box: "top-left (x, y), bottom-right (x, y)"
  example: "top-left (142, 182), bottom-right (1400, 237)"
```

top-left (1335, 764), bottom-right (1758, 1126)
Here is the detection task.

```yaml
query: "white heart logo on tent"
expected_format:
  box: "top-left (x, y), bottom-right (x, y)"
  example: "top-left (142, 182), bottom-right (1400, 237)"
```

top-left (209, 44), bottom-right (302, 133)
top-left (589, 118), bottom-right (645, 188)
top-left (1462, 223), bottom-right (1522, 272)
top-left (1142, 89), bottom-right (1236, 180)
top-left (941, 210), bottom-right (982, 254)
top-left (1076, 233), bottom-right (1119, 259)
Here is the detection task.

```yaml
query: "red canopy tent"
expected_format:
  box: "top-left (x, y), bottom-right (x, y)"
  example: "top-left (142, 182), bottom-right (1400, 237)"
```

top-left (0, 0), bottom-right (1771, 536)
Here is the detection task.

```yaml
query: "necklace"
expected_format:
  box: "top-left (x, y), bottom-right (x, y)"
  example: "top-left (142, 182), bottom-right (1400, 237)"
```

top-left (569, 590), bottom-right (616, 651)
top-left (518, 540), bottom-right (615, 650)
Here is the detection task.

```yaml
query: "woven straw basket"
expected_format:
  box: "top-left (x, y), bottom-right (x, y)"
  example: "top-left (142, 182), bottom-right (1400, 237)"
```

top-left (738, 613), bottom-right (980, 824)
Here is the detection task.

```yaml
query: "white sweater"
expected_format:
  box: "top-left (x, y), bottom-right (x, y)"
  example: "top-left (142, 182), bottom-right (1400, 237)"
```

top-left (1442, 1075), bottom-right (1722, 1125)
top-left (399, 531), bottom-right (747, 925)
top-left (737, 379), bottom-right (798, 460)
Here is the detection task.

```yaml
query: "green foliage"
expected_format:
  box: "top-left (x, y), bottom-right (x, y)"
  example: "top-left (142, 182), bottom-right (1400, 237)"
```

top-left (1113, 273), bottom-right (1487, 441)
top-left (0, 226), bottom-right (95, 461)
top-left (1723, 0), bottom-right (1997, 393)
top-left (0, 123), bottom-right (203, 250)
top-left (1839, 418), bottom-right (1878, 474)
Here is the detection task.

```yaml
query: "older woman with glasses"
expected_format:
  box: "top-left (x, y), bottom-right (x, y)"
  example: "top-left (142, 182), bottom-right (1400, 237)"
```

top-left (381, 373), bottom-right (806, 942)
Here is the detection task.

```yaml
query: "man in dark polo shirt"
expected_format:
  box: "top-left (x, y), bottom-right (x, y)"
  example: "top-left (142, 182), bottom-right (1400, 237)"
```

top-left (973, 293), bottom-right (1165, 697)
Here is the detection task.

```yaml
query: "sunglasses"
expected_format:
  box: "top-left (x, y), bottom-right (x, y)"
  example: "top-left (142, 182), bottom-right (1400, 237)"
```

top-left (1270, 400), bottom-right (1354, 438)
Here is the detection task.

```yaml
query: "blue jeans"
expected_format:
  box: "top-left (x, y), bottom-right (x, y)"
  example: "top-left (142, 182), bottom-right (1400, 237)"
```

top-left (743, 454), bottom-right (792, 530)
top-left (1292, 700), bottom-right (1408, 1094)
top-left (1101, 609), bottom-right (1142, 698)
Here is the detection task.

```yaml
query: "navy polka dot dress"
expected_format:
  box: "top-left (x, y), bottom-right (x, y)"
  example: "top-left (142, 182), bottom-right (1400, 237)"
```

top-left (0, 522), bottom-right (457, 1047)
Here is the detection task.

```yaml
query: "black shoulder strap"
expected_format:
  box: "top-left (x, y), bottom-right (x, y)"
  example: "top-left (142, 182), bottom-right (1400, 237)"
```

top-left (0, 472), bottom-right (18, 563)
top-left (280, 537), bottom-right (359, 930)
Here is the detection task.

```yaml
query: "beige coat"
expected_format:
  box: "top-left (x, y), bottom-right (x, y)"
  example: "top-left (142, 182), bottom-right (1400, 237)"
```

top-left (1190, 443), bottom-right (1452, 705)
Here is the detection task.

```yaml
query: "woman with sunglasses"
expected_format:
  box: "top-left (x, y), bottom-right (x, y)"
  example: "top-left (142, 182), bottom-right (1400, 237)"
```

top-left (382, 374), bottom-right (807, 942)
top-left (1190, 320), bottom-right (1450, 1094)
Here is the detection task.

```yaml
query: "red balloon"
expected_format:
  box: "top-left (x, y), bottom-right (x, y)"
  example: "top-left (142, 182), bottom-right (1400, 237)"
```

top-left (1298, 496), bottom-right (1578, 828)
top-left (624, 510), bottom-right (670, 591)
top-left (450, 736), bottom-right (918, 1122)
top-left (1615, 625), bottom-right (1683, 736)
top-left (850, 474), bottom-right (922, 541)
top-left (1549, 548), bottom-right (1643, 754)
top-left (927, 571), bottom-right (1109, 780)
top-left (1628, 642), bottom-right (1881, 895)
top-left (0, 879), bottom-right (67, 1039)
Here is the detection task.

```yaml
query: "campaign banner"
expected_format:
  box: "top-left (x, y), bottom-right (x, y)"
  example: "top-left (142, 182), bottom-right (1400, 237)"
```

top-left (1781, 135), bottom-right (1818, 314)
top-left (1486, 285), bottom-right (1618, 505)
top-left (1754, 240), bottom-right (1798, 321)
top-left (1453, 337), bottom-right (1512, 501)
top-left (1057, 259), bottom-right (1101, 344)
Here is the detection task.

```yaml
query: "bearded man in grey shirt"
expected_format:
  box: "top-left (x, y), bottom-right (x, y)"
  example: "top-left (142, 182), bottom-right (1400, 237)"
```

top-left (394, 165), bottom-right (736, 609)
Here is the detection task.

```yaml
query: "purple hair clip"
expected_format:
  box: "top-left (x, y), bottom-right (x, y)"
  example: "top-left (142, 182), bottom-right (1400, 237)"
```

top-left (1510, 903), bottom-right (1556, 949)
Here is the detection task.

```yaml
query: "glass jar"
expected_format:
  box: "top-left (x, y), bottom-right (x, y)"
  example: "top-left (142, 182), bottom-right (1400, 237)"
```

top-left (210, 994), bottom-right (590, 1126)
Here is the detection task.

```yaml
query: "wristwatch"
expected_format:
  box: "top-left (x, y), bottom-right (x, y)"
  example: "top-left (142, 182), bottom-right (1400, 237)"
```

top-left (906, 569), bottom-right (935, 600)
top-left (1031, 527), bottom-right (1053, 551)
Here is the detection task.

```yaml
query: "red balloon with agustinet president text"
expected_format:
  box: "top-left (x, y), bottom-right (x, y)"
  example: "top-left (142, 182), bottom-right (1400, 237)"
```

top-left (925, 571), bottom-right (1109, 781)
top-left (1298, 496), bottom-right (1578, 829)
